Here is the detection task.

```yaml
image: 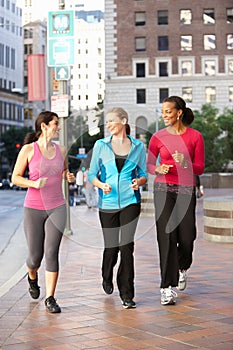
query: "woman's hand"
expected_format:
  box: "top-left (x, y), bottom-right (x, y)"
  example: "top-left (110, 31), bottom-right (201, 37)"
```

top-left (130, 179), bottom-right (139, 190)
top-left (66, 171), bottom-right (75, 183)
top-left (102, 183), bottom-right (112, 194)
top-left (172, 150), bottom-right (188, 168)
top-left (33, 177), bottom-right (48, 189)
top-left (155, 164), bottom-right (173, 175)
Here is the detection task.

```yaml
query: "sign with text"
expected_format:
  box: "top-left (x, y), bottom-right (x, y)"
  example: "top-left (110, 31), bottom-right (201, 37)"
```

top-left (51, 94), bottom-right (69, 117)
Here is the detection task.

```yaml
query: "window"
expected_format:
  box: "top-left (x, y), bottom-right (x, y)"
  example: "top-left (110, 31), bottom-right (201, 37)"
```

top-left (159, 88), bottom-right (168, 103)
top-left (135, 37), bottom-right (146, 51)
top-left (159, 62), bottom-right (168, 76)
top-left (204, 60), bottom-right (216, 76)
top-left (158, 36), bottom-right (168, 51)
top-left (5, 46), bottom-right (10, 68)
top-left (205, 87), bottom-right (216, 102)
top-left (227, 34), bottom-right (233, 49)
top-left (135, 12), bottom-right (146, 26)
top-left (181, 60), bottom-right (193, 76)
top-left (0, 43), bottom-right (4, 66)
top-left (11, 48), bottom-right (15, 69)
top-left (158, 10), bottom-right (168, 25)
top-left (181, 35), bottom-right (192, 51)
top-left (229, 87), bottom-right (233, 102)
top-left (182, 87), bottom-right (192, 102)
top-left (203, 9), bottom-right (215, 24)
top-left (180, 9), bottom-right (192, 25)
top-left (136, 89), bottom-right (146, 103)
top-left (6, 19), bottom-right (10, 30)
top-left (227, 8), bottom-right (233, 23)
top-left (136, 63), bottom-right (145, 77)
top-left (204, 34), bottom-right (216, 50)
top-left (228, 59), bottom-right (233, 74)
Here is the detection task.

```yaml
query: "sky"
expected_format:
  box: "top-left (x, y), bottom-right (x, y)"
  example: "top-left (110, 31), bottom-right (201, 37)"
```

top-left (37, 0), bottom-right (104, 15)
top-left (17, 0), bottom-right (104, 22)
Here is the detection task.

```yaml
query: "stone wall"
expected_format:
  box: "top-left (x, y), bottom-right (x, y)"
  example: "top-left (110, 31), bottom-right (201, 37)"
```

top-left (200, 173), bottom-right (233, 189)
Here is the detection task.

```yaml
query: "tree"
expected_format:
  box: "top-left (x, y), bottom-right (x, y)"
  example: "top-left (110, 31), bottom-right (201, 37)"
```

top-left (191, 104), bottom-right (223, 172)
top-left (216, 108), bottom-right (233, 170)
top-left (0, 126), bottom-right (32, 174)
top-left (67, 108), bottom-right (104, 173)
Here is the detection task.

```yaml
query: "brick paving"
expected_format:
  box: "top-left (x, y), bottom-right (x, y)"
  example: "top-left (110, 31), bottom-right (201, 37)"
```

top-left (0, 189), bottom-right (233, 350)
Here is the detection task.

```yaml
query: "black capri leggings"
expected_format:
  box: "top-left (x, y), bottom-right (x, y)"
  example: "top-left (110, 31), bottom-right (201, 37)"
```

top-left (24, 205), bottom-right (66, 272)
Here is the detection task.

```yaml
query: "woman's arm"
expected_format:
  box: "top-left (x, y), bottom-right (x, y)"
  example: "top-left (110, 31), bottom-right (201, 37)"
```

top-left (60, 145), bottom-right (75, 183)
top-left (12, 144), bottom-right (48, 189)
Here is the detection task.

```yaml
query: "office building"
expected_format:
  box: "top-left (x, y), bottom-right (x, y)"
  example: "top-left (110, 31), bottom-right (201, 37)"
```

top-left (105, 0), bottom-right (233, 138)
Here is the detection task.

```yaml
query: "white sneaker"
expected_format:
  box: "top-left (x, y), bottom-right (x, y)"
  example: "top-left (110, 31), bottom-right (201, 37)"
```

top-left (177, 270), bottom-right (187, 291)
top-left (160, 287), bottom-right (177, 305)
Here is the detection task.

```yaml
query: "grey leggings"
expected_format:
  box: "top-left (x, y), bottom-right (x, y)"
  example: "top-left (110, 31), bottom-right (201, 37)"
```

top-left (24, 205), bottom-right (66, 272)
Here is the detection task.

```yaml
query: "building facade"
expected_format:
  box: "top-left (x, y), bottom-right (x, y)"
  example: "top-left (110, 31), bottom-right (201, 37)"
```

top-left (104, 0), bottom-right (233, 138)
top-left (70, 14), bottom-right (105, 113)
top-left (23, 20), bottom-right (47, 127)
top-left (0, 0), bottom-right (24, 136)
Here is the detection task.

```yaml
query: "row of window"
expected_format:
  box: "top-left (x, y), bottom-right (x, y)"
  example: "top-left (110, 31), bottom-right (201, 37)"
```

top-left (135, 8), bottom-right (233, 26)
top-left (136, 87), bottom-right (233, 104)
top-left (135, 58), bottom-right (233, 77)
top-left (135, 34), bottom-right (233, 52)
top-left (0, 78), bottom-right (16, 90)
top-left (0, 17), bottom-right (22, 36)
top-left (0, 101), bottom-right (23, 122)
top-left (0, 0), bottom-right (22, 17)
top-left (0, 44), bottom-right (16, 69)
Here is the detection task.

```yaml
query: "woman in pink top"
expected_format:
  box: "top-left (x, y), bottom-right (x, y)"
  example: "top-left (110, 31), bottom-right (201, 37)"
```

top-left (12, 111), bottom-right (74, 313)
top-left (147, 96), bottom-right (205, 306)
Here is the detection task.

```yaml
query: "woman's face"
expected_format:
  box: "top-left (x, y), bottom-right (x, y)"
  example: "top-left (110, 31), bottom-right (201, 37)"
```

top-left (105, 112), bottom-right (126, 135)
top-left (45, 116), bottom-right (60, 139)
top-left (161, 101), bottom-right (182, 127)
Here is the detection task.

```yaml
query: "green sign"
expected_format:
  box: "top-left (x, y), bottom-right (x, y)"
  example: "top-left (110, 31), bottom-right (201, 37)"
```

top-left (48, 11), bottom-right (74, 38)
top-left (47, 10), bottom-right (74, 67)
top-left (55, 66), bottom-right (70, 80)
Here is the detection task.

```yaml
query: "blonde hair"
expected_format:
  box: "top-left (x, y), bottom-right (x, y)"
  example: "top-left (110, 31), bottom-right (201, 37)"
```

top-left (106, 107), bottom-right (130, 134)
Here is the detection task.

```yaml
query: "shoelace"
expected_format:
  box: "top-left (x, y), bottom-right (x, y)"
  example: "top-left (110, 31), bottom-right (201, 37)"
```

top-left (162, 288), bottom-right (177, 298)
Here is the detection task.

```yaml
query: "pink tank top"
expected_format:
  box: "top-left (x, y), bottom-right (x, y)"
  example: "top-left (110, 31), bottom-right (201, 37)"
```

top-left (24, 142), bottom-right (66, 210)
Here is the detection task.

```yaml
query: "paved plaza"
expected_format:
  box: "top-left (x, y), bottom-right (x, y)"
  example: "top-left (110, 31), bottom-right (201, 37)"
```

top-left (0, 189), bottom-right (232, 350)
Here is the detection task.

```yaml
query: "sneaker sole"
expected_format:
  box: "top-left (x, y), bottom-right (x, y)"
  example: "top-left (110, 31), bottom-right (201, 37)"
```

top-left (177, 281), bottom-right (187, 291)
top-left (161, 298), bottom-right (176, 305)
top-left (122, 304), bottom-right (136, 309)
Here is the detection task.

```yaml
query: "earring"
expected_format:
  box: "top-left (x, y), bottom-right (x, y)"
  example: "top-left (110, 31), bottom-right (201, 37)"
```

top-left (177, 116), bottom-right (179, 120)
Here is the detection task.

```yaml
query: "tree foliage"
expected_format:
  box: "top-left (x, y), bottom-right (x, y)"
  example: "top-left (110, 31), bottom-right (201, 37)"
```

top-left (0, 126), bottom-right (33, 173)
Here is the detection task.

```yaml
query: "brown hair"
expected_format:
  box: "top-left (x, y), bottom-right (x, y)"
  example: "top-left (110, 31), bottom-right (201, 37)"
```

top-left (106, 107), bottom-right (131, 135)
top-left (23, 111), bottom-right (59, 145)
top-left (163, 96), bottom-right (194, 126)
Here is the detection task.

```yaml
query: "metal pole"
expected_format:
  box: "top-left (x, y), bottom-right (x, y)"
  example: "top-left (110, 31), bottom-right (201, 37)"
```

top-left (58, 77), bottom-right (72, 236)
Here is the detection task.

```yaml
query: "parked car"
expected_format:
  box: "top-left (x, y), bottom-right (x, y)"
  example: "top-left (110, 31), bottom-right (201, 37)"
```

top-left (0, 179), bottom-right (12, 189)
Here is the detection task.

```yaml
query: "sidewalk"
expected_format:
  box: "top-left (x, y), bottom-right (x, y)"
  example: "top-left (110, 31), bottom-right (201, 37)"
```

top-left (0, 189), bottom-right (233, 350)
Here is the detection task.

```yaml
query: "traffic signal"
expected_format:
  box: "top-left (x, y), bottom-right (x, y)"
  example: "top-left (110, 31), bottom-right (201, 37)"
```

top-left (15, 143), bottom-right (21, 149)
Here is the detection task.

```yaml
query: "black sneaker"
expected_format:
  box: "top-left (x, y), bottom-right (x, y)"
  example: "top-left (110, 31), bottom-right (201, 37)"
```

top-left (102, 280), bottom-right (114, 295)
top-left (121, 299), bottom-right (136, 309)
top-left (28, 273), bottom-right (40, 299)
top-left (45, 296), bottom-right (61, 313)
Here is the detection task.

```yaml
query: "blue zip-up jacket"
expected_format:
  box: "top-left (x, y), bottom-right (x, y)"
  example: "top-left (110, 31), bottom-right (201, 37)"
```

top-left (88, 135), bottom-right (147, 210)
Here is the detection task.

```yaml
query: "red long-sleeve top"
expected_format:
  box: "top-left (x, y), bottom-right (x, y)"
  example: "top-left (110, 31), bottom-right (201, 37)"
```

top-left (147, 127), bottom-right (205, 187)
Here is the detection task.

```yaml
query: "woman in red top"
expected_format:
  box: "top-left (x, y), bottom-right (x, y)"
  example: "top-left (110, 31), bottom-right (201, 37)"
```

top-left (147, 96), bottom-right (205, 306)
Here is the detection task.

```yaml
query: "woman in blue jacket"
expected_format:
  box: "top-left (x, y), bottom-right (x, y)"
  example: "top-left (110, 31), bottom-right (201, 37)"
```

top-left (88, 107), bottom-right (147, 309)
